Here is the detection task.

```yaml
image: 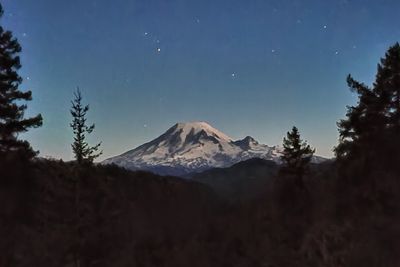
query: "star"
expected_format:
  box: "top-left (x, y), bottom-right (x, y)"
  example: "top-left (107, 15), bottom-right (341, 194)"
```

top-left (22, 32), bottom-right (27, 37)
top-left (271, 49), bottom-right (276, 53)
top-left (335, 51), bottom-right (339, 55)
top-left (323, 25), bottom-right (327, 29)
top-left (144, 32), bottom-right (148, 36)
top-left (196, 18), bottom-right (200, 23)
top-left (143, 124), bottom-right (148, 128)
top-left (157, 48), bottom-right (161, 53)
top-left (26, 76), bottom-right (30, 80)
top-left (231, 73), bottom-right (236, 78)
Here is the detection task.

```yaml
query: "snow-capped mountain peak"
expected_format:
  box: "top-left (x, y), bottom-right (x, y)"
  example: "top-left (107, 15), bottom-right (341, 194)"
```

top-left (174, 121), bottom-right (233, 143)
top-left (102, 121), bottom-right (325, 176)
top-left (233, 136), bottom-right (260, 150)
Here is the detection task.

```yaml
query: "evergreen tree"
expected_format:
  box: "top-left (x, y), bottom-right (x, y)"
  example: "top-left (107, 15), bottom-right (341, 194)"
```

top-left (70, 88), bottom-right (101, 164)
top-left (375, 43), bottom-right (400, 131)
top-left (335, 43), bottom-right (400, 168)
top-left (281, 126), bottom-right (315, 188)
top-left (334, 75), bottom-right (381, 160)
top-left (0, 4), bottom-right (42, 159)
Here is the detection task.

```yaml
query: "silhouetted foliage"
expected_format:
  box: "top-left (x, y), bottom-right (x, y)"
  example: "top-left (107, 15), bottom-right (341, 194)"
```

top-left (69, 88), bottom-right (102, 265)
top-left (70, 88), bottom-right (102, 164)
top-left (3, 157), bottom-right (399, 267)
top-left (0, 4), bottom-right (42, 159)
top-left (280, 126), bottom-right (315, 188)
top-left (335, 43), bottom-right (400, 174)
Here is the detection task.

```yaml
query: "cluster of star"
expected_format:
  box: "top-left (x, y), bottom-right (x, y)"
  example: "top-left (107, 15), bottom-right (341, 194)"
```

top-left (143, 31), bottom-right (162, 54)
top-left (140, 16), bottom-right (358, 81)
top-left (320, 24), bottom-right (358, 56)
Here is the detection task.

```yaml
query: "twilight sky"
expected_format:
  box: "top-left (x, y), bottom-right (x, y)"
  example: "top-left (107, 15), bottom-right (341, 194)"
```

top-left (2, 0), bottom-right (400, 160)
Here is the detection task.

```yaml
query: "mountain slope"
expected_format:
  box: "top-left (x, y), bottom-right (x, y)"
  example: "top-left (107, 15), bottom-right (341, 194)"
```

top-left (102, 121), bottom-right (325, 176)
top-left (191, 158), bottom-right (279, 202)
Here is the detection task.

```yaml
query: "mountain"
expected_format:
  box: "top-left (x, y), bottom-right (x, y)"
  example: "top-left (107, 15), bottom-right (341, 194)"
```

top-left (102, 121), bottom-right (325, 176)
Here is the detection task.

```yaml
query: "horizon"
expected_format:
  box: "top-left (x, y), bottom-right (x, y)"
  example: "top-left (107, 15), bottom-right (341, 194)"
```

top-left (2, 0), bottom-right (400, 160)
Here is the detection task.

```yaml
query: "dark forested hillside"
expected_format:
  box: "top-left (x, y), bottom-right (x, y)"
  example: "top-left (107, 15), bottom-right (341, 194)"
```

top-left (191, 158), bottom-right (279, 202)
top-left (1, 159), bottom-right (223, 266)
top-left (1, 156), bottom-right (400, 267)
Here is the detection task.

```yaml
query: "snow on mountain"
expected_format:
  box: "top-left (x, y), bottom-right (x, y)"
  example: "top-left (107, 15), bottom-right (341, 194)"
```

top-left (102, 121), bottom-right (325, 176)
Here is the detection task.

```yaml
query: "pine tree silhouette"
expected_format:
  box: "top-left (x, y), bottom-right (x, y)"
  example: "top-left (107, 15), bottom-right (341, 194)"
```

top-left (0, 4), bottom-right (42, 159)
top-left (70, 88), bottom-right (102, 164)
top-left (335, 43), bottom-right (400, 169)
top-left (281, 126), bottom-right (315, 188)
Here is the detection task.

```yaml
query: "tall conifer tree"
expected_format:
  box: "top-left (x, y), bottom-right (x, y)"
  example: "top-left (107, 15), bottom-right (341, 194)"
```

top-left (70, 88), bottom-right (101, 164)
top-left (0, 4), bottom-right (42, 158)
top-left (335, 43), bottom-right (400, 164)
top-left (281, 126), bottom-right (315, 188)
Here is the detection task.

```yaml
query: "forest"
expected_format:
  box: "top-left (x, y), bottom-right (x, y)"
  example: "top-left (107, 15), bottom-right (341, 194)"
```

top-left (1, 2), bottom-right (400, 267)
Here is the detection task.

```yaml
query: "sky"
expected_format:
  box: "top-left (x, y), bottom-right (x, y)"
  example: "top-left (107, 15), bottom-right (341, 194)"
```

top-left (2, 0), bottom-right (400, 160)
